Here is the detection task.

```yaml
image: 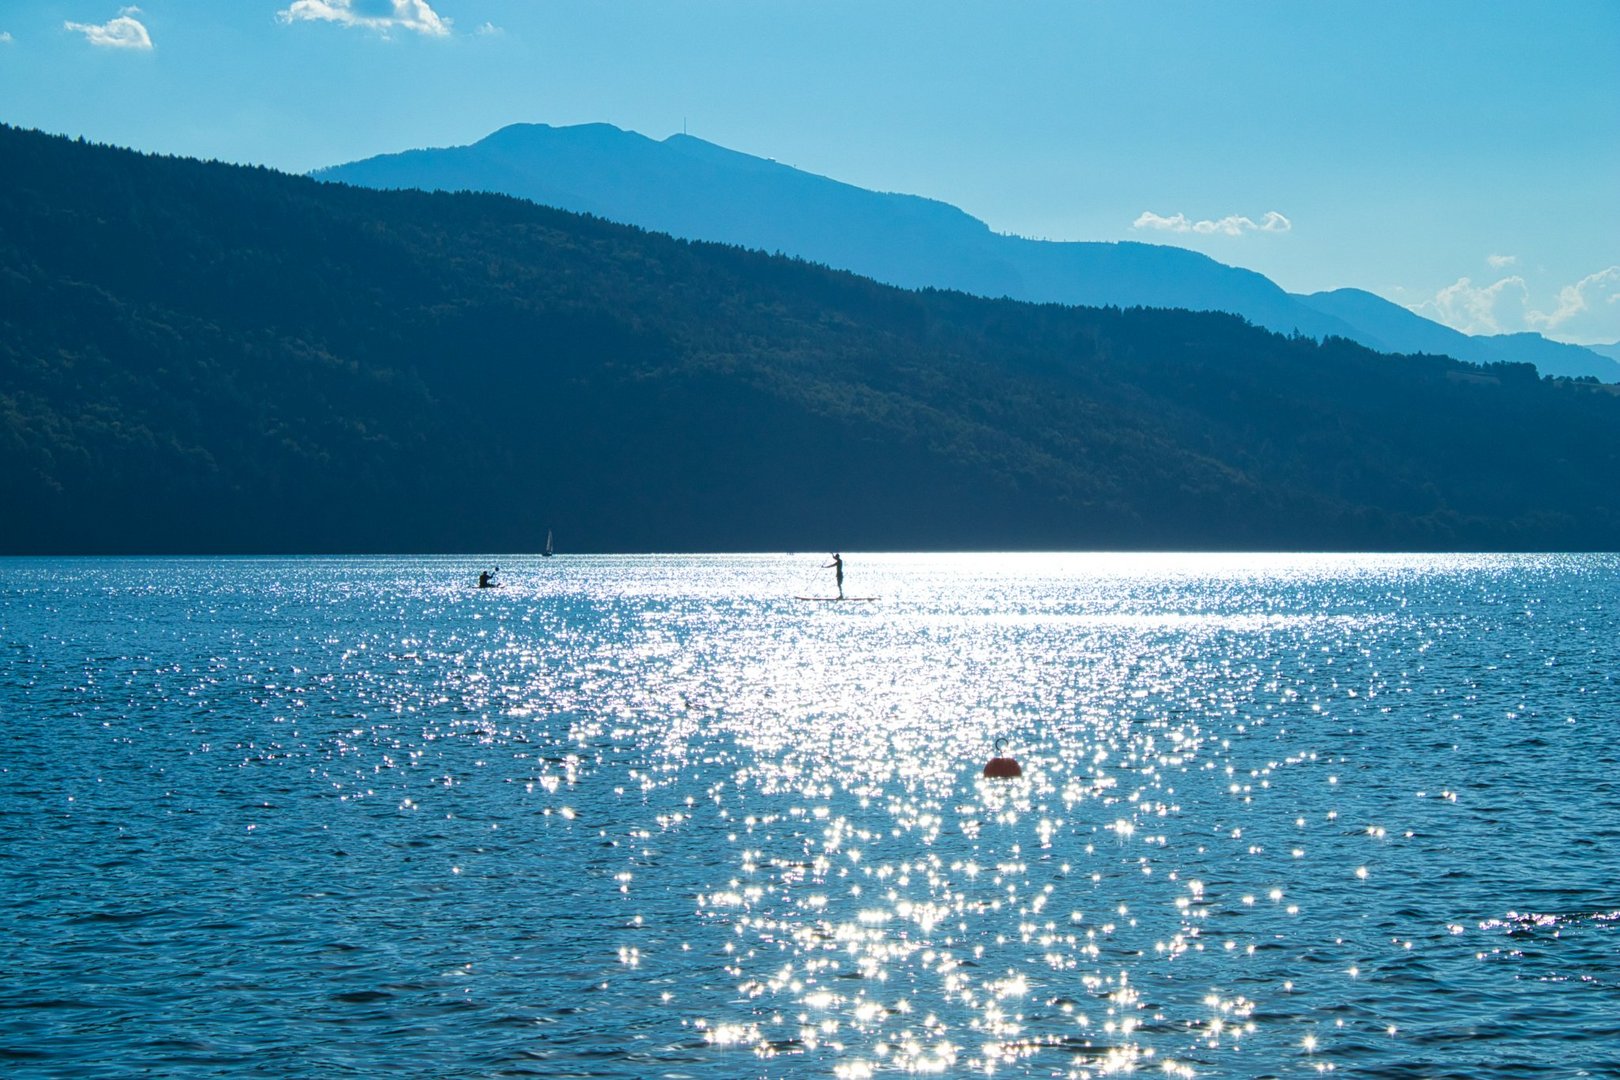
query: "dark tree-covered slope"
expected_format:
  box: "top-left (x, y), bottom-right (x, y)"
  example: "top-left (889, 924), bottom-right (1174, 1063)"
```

top-left (2, 124), bottom-right (1618, 554)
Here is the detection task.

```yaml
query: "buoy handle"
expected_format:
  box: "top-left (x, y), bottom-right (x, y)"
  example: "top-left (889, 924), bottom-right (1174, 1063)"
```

top-left (994, 737), bottom-right (1008, 754)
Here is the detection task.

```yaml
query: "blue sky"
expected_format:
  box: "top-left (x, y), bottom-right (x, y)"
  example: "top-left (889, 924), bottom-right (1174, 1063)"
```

top-left (3, 1), bottom-right (1617, 344)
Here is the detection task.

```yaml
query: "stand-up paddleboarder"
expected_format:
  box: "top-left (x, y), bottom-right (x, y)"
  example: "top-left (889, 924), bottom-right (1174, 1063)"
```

top-left (823, 553), bottom-right (844, 599)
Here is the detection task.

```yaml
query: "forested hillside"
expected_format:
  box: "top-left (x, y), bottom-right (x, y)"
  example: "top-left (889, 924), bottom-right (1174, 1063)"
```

top-left (3, 124), bottom-right (1618, 553)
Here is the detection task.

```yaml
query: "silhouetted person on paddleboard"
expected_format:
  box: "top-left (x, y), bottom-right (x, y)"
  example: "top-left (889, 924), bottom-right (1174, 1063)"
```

top-left (478, 568), bottom-right (497, 589)
top-left (823, 553), bottom-right (844, 599)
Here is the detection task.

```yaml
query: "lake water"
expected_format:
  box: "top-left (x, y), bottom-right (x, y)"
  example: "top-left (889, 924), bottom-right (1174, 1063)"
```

top-left (1, 553), bottom-right (1617, 1078)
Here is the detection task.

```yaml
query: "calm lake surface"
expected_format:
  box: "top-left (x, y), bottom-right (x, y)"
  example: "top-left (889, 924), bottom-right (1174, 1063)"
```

top-left (2, 553), bottom-right (1617, 1078)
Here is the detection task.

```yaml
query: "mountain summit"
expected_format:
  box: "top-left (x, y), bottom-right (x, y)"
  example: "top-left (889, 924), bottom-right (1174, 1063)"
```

top-left (317, 123), bottom-right (1619, 382)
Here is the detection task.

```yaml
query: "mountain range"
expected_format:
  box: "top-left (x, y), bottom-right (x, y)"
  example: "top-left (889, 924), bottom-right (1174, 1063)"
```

top-left (5, 122), bottom-right (1620, 555)
top-left (316, 123), bottom-right (1620, 383)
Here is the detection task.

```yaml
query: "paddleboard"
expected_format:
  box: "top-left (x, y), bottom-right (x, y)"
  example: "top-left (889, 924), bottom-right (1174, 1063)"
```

top-left (795, 596), bottom-right (879, 602)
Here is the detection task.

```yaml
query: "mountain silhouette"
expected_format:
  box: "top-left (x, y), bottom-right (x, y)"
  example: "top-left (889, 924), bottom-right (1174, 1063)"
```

top-left (7, 123), bottom-right (1620, 555)
top-left (317, 123), bottom-right (1619, 382)
top-left (316, 123), bottom-right (1367, 338)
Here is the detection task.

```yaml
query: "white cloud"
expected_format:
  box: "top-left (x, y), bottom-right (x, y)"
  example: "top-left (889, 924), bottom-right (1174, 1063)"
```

top-left (1525, 266), bottom-right (1620, 332)
top-left (0, 31), bottom-right (13, 44)
top-left (1410, 275), bottom-right (1528, 335)
top-left (277, 0), bottom-right (451, 37)
top-left (1410, 265), bottom-right (1620, 342)
top-left (1486, 253), bottom-right (1517, 269)
top-left (1133, 209), bottom-right (1292, 236)
top-left (64, 6), bottom-right (152, 49)
top-left (475, 21), bottom-right (504, 36)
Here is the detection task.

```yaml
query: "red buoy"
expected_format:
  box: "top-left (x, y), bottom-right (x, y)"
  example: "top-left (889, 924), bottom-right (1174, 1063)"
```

top-left (983, 738), bottom-right (1023, 778)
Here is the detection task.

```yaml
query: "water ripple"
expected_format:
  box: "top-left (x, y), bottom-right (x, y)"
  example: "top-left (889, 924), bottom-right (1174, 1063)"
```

top-left (1, 552), bottom-right (1617, 1077)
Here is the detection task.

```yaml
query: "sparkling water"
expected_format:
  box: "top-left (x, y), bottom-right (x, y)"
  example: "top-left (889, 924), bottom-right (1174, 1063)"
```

top-left (2, 553), bottom-right (1617, 1077)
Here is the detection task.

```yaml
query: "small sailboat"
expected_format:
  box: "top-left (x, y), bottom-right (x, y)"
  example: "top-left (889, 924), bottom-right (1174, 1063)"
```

top-left (541, 530), bottom-right (554, 558)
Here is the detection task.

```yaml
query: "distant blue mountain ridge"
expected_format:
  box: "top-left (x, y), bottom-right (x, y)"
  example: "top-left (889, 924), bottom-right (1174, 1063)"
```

top-left (315, 123), bottom-right (1620, 383)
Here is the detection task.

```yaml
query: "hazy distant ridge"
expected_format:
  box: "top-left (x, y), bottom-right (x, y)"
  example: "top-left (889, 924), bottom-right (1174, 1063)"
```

top-left (317, 124), bottom-right (1369, 341)
top-left (1295, 289), bottom-right (1620, 381)
top-left (318, 123), bottom-right (1620, 382)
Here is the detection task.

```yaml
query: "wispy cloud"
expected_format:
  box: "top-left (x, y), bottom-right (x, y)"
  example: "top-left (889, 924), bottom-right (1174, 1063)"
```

top-left (1525, 266), bottom-right (1620, 332)
top-left (0, 31), bottom-right (13, 44)
top-left (64, 6), bottom-right (152, 49)
top-left (277, 0), bottom-right (451, 37)
top-left (1133, 210), bottom-right (1291, 237)
top-left (1486, 253), bottom-right (1517, 269)
top-left (475, 21), bottom-right (504, 37)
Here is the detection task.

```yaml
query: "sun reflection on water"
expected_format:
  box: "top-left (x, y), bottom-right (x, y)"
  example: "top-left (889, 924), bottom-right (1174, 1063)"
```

top-left (3, 552), bottom-right (1617, 1077)
top-left (606, 553), bottom-right (1416, 1074)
